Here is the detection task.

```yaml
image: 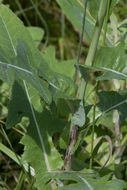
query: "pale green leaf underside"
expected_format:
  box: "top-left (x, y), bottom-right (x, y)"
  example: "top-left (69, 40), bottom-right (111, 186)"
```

top-left (56, 0), bottom-right (111, 45)
top-left (56, 0), bottom-right (95, 42)
top-left (79, 43), bottom-right (127, 80)
top-left (36, 172), bottom-right (125, 190)
top-left (71, 101), bottom-right (85, 127)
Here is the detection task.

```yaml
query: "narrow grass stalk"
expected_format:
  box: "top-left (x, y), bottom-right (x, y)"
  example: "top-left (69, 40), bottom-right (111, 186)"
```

top-left (15, 0), bottom-right (31, 26)
top-left (61, 11), bottom-right (65, 60)
top-left (102, 0), bottom-right (111, 46)
top-left (16, 1), bottom-right (43, 16)
top-left (90, 104), bottom-right (96, 169)
top-left (90, 83), bottom-right (98, 169)
top-left (75, 0), bottom-right (88, 83)
top-left (85, 0), bottom-right (108, 66)
top-left (1, 126), bottom-right (32, 186)
top-left (14, 171), bottom-right (25, 190)
top-left (30, 0), bottom-right (49, 47)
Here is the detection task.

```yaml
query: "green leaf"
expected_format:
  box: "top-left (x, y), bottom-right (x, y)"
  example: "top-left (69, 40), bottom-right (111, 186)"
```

top-left (39, 46), bottom-right (77, 99)
top-left (97, 90), bottom-right (127, 121)
top-left (79, 43), bottom-right (127, 80)
top-left (16, 40), bottom-right (52, 104)
top-left (95, 43), bottom-right (127, 80)
top-left (109, 0), bottom-right (120, 15)
top-left (7, 80), bottom-right (64, 189)
top-left (0, 141), bottom-right (20, 165)
top-left (87, 0), bottom-right (101, 20)
top-left (55, 179), bottom-right (125, 190)
top-left (36, 171), bottom-right (125, 190)
top-left (6, 80), bottom-right (30, 128)
top-left (0, 39), bottom-right (52, 104)
top-left (0, 5), bottom-right (52, 104)
top-left (42, 47), bottom-right (75, 79)
top-left (0, 5), bottom-right (41, 67)
top-left (56, 0), bottom-right (111, 45)
top-left (36, 171), bottom-right (97, 188)
top-left (56, 0), bottom-right (95, 42)
top-left (27, 26), bottom-right (44, 47)
top-left (87, 0), bottom-right (120, 19)
top-left (71, 101), bottom-right (85, 127)
top-left (96, 111), bottom-right (115, 132)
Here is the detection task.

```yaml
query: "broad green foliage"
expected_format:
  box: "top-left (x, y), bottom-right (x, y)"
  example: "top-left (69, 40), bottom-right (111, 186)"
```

top-left (0, 5), bottom-right (76, 104)
top-left (6, 81), bottom-right (30, 128)
top-left (36, 172), bottom-right (125, 190)
top-left (71, 100), bottom-right (85, 127)
top-left (79, 43), bottom-right (127, 80)
top-left (16, 40), bottom-right (52, 104)
top-left (42, 47), bottom-right (75, 79)
top-left (0, 5), bottom-right (52, 103)
top-left (7, 80), bottom-right (65, 189)
top-left (97, 90), bottom-right (127, 121)
top-left (94, 43), bottom-right (127, 80)
top-left (87, 0), bottom-right (101, 20)
top-left (27, 26), bottom-right (44, 47)
top-left (56, 0), bottom-right (95, 42)
top-left (88, 0), bottom-right (120, 19)
top-left (55, 179), bottom-right (125, 190)
top-left (0, 5), bottom-right (40, 67)
top-left (38, 46), bottom-right (77, 100)
top-left (56, 0), bottom-right (112, 45)
top-left (0, 0), bottom-right (127, 189)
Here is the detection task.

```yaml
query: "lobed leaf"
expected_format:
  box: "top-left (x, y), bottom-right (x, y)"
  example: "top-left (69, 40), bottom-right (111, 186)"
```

top-left (7, 80), bottom-right (64, 189)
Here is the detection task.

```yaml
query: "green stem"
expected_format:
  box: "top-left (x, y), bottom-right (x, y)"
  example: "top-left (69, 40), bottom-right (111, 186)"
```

top-left (85, 0), bottom-right (108, 66)
top-left (61, 11), bottom-right (65, 60)
top-left (77, 0), bottom-right (107, 168)
top-left (77, 0), bottom-right (107, 104)
top-left (63, 125), bottom-right (78, 171)
top-left (63, 0), bottom-right (88, 171)
top-left (30, 0), bottom-right (49, 47)
top-left (90, 83), bottom-right (98, 169)
top-left (103, 0), bottom-right (111, 46)
top-left (90, 105), bottom-right (96, 169)
top-left (15, 0), bottom-right (31, 26)
top-left (75, 0), bottom-right (88, 83)
top-left (1, 126), bottom-right (32, 186)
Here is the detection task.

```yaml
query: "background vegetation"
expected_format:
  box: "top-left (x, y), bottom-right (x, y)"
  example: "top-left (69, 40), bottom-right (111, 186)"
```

top-left (0, 0), bottom-right (127, 189)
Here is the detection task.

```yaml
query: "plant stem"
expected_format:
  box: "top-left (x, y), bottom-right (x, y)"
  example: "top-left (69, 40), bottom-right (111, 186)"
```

top-left (30, 0), bottom-right (49, 47)
top-left (90, 83), bottom-right (98, 169)
top-left (77, 0), bottom-right (107, 168)
top-left (61, 11), bottom-right (65, 60)
top-left (75, 0), bottom-right (88, 83)
top-left (63, 125), bottom-right (78, 170)
top-left (77, 0), bottom-right (107, 107)
top-left (102, 0), bottom-right (111, 46)
top-left (1, 126), bottom-right (32, 185)
top-left (85, 0), bottom-right (108, 66)
top-left (15, 0), bottom-right (31, 26)
top-left (90, 105), bottom-right (96, 169)
top-left (63, 0), bottom-right (88, 171)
